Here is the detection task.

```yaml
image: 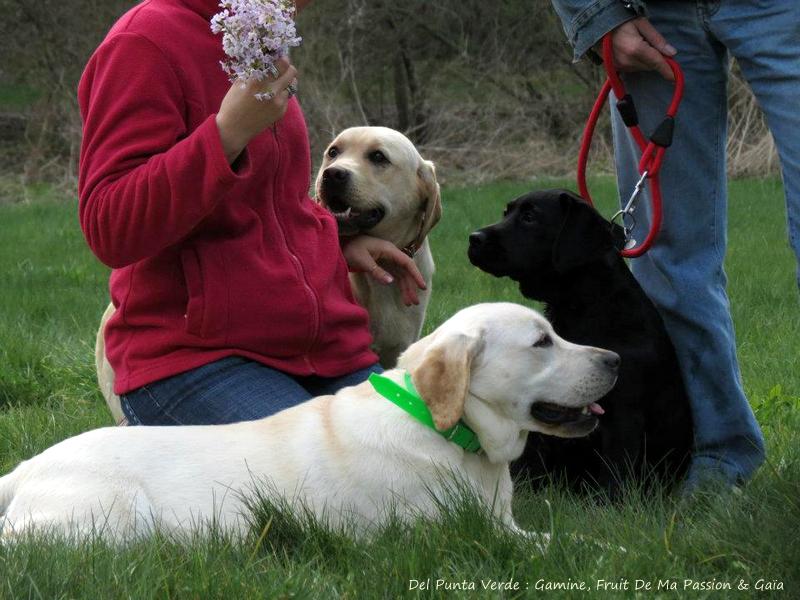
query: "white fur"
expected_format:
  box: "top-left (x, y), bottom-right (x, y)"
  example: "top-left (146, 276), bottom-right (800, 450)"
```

top-left (95, 304), bottom-right (122, 424)
top-left (348, 239), bottom-right (434, 368)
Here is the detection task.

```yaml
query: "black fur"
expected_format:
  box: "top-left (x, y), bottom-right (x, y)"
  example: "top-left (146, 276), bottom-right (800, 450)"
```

top-left (468, 189), bottom-right (693, 496)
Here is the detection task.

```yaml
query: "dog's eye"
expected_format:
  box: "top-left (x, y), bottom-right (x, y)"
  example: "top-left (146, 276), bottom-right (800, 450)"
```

top-left (520, 209), bottom-right (537, 225)
top-left (368, 150), bottom-right (390, 165)
top-left (533, 334), bottom-right (553, 348)
top-left (327, 146), bottom-right (339, 159)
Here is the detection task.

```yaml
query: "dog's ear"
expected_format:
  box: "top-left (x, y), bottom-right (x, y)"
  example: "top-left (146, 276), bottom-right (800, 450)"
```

top-left (552, 191), bottom-right (616, 272)
top-left (411, 160), bottom-right (442, 252)
top-left (411, 329), bottom-right (483, 431)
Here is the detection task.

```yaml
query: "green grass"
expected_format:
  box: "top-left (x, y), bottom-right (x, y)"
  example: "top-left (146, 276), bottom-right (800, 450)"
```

top-left (0, 178), bottom-right (798, 599)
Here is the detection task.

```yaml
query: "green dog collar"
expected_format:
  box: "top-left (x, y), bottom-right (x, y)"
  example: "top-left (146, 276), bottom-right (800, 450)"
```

top-left (369, 371), bottom-right (482, 453)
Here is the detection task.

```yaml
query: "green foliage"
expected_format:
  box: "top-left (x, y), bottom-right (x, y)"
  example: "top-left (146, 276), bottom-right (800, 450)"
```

top-left (0, 83), bottom-right (41, 112)
top-left (0, 177), bottom-right (797, 598)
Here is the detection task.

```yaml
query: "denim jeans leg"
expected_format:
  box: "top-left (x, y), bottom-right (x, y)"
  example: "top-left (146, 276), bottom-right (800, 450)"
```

top-left (298, 363), bottom-right (383, 397)
top-left (121, 357), bottom-right (313, 425)
top-left (710, 0), bottom-right (800, 288)
top-left (610, 1), bottom-right (765, 485)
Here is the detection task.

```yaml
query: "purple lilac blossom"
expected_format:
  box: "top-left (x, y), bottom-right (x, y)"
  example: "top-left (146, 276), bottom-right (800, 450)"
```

top-left (210, 0), bottom-right (302, 100)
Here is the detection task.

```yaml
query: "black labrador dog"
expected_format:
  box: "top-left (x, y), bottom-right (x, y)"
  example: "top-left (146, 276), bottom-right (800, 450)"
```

top-left (468, 189), bottom-right (692, 496)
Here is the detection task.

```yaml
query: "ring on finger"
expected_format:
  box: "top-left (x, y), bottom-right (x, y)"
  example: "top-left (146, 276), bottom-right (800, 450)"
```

top-left (267, 64), bottom-right (280, 79)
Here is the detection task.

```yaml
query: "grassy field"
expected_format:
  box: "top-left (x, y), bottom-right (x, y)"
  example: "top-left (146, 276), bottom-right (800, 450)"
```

top-left (0, 177), bottom-right (798, 599)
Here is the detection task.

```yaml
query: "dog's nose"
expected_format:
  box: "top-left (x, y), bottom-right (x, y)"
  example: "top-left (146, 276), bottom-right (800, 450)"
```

top-left (602, 351), bottom-right (621, 371)
top-left (469, 230), bottom-right (487, 247)
top-left (323, 167), bottom-right (350, 185)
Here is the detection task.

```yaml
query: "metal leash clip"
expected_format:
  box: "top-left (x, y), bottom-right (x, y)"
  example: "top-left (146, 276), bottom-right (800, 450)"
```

top-left (611, 170), bottom-right (648, 250)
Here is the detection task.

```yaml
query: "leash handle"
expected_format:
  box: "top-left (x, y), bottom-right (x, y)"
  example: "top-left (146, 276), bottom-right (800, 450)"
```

top-left (578, 33), bottom-right (685, 258)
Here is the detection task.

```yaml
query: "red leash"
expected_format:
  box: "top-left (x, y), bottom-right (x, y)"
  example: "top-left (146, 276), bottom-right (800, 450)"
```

top-left (577, 35), bottom-right (685, 258)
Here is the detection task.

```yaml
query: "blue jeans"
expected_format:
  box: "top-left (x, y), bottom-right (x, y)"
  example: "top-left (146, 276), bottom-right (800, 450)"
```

top-left (611, 0), bottom-right (800, 486)
top-left (120, 356), bottom-right (382, 425)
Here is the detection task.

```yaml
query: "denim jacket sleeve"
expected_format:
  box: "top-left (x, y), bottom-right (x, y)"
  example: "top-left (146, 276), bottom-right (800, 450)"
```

top-left (550, 0), bottom-right (645, 61)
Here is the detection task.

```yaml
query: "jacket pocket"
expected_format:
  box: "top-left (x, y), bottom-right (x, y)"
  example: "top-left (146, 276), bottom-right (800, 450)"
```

top-left (181, 243), bottom-right (229, 339)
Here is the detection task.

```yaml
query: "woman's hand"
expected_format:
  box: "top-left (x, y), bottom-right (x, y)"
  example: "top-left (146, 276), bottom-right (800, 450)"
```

top-left (342, 235), bottom-right (427, 307)
top-left (215, 57), bottom-right (298, 164)
top-left (608, 17), bottom-right (677, 81)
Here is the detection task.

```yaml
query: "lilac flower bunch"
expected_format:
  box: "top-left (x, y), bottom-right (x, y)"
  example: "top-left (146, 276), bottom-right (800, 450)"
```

top-left (210, 0), bottom-right (302, 100)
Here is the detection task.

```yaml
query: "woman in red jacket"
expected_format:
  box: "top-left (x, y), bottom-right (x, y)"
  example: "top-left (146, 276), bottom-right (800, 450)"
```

top-left (78, 0), bottom-right (423, 425)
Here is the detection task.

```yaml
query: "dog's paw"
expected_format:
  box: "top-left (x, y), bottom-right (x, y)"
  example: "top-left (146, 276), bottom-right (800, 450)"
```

top-left (567, 532), bottom-right (626, 553)
top-left (511, 526), bottom-right (551, 554)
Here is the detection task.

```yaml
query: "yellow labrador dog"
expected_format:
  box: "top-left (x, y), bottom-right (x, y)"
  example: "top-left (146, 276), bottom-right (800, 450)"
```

top-left (1, 303), bottom-right (617, 542)
top-left (95, 126), bottom-right (441, 424)
top-left (316, 126), bottom-right (442, 368)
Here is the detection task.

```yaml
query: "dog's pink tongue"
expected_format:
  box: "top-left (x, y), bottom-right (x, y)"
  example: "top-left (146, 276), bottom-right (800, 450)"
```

top-left (589, 402), bottom-right (605, 415)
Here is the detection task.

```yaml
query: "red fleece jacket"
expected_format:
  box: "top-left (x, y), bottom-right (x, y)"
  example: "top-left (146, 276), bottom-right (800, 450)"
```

top-left (78, 0), bottom-right (376, 394)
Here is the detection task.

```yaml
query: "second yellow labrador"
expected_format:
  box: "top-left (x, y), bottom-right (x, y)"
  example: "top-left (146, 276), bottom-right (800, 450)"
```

top-left (316, 126), bottom-right (442, 368)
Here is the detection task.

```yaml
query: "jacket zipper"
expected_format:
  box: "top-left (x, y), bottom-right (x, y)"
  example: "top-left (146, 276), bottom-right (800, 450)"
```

top-left (270, 124), bottom-right (321, 371)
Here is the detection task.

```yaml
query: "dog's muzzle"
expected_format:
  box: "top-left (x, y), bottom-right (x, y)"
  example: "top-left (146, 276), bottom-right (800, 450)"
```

top-left (530, 398), bottom-right (607, 428)
top-left (467, 230), bottom-right (488, 264)
top-left (467, 228), bottom-right (508, 276)
top-left (321, 168), bottom-right (386, 235)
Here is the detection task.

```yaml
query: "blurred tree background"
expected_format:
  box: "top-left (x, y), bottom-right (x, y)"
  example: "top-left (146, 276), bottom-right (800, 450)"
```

top-left (0, 0), bottom-right (778, 200)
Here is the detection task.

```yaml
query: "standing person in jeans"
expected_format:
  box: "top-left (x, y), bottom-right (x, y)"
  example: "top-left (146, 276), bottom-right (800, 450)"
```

top-left (78, 0), bottom-right (425, 426)
top-left (549, 0), bottom-right (800, 490)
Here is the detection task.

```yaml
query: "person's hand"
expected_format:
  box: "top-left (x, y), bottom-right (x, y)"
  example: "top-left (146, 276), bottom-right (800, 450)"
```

top-left (342, 235), bottom-right (427, 307)
top-left (607, 17), bottom-right (677, 81)
top-left (215, 57), bottom-right (298, 164)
